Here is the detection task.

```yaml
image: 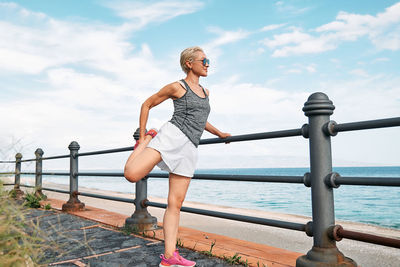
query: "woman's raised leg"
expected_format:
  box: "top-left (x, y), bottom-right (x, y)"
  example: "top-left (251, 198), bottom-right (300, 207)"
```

top-left (124, 135), bottom-right (161, 182)
top-left (163, 173), bottom-right (191, 258)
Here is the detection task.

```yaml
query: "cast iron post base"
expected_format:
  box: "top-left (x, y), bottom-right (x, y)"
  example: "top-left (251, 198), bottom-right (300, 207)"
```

top-left (125, 210), bottom-right (158, 232)
top-left (62, 199), bottom-right (85, 212)
top-left (296, 246), bottom-right (357, 267)
top-left (13, 188), bottom-right (24, 199)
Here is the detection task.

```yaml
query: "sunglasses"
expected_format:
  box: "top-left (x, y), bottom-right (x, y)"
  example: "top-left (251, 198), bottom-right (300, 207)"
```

top-left (194, 58), bottom-right (210, 66)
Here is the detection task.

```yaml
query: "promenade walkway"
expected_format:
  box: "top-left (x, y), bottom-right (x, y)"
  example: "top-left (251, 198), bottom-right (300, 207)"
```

top-left (28, 198), bottom-right (301, 267)
top-left (26, 207), bottom-right (245, 266)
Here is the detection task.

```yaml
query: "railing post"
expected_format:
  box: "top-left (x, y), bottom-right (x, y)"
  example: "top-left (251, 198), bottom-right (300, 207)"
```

top-left (125, 128), bottom-right (157, 231)
top-left (13, 153), bottom-right (24, 198)
top-left (62, 141), bottom-right (85, 211)
top-left (34, 148), bottom-right (46, 199)
top-left (296, 93), bottom-right (356, 266)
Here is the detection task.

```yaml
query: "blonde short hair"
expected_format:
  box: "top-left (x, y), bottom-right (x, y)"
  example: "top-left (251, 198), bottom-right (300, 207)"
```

top-left (180, 46), bottom-right (204, 74)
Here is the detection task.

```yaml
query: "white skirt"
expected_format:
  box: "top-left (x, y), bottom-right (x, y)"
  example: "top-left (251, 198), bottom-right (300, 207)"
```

top-left (147, 122), bottom-right (198, 177)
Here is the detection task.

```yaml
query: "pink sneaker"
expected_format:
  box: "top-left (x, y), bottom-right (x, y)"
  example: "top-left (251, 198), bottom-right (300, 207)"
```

top-left (134, 129), bottom-right (158, 150)
top-left (159, 250), bottom-right (196, 267)
top-left (145, 128), bottom-right (158, 138)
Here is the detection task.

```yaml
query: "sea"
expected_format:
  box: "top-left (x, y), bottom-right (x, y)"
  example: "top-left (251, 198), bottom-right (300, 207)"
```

top-left (20, 166), bottom-right (400, 229)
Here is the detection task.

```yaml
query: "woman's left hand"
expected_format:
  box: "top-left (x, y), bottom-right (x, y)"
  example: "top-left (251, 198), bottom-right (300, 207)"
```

top-left (219, 132), bottom-right (231, 143)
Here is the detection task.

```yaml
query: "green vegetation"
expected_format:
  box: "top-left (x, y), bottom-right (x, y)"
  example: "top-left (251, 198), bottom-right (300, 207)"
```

top-left (8, 188), bottom-right (17, 198)
top-left (223, 253), bottom-right (249, 266)
top-left (120, 224), bottom-right (141, 236)
top-left (201, 240), bottom-right (216, 256)
top-left (0, 183), bottom-right (45, 266)
top-left (176, 238), bottom-right (184, 247)
top-left (199, 240), bottom-right (249, 266)
top-left (23, 192), bottom-right (42, 208)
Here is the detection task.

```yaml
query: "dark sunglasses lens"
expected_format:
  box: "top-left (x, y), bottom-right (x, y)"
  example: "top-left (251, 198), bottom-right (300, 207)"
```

top-left (203, 58), bottom-right (210, 66)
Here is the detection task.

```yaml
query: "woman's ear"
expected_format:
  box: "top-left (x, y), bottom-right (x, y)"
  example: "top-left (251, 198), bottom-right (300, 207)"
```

top-left (185, 60), bottom-right (192, 71)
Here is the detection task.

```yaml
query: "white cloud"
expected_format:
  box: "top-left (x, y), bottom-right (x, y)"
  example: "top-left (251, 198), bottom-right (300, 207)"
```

top-left (0, 2), bottom-right (183, 164)
top-left (262, 2), bottom-right (400, 57)
top-left (305, 64), bottom-right (316, 73)
top-left (274, 1), bottom-right (311, 16)
top-left (104, 0), bottom-right (204, 30)
top-left (373, 57), bottom-right (390, 63)
top-left (350, 69), bottom-right (369, 77)
top-left (201, 27), bottom-right (251, 75)
top-left (262, 30), bottom-right (337, 57)
top-left (260, 23), bottom-right (286, 32)
top-left (278, 63), bottom-right (317, 74)
top-left (205, 27), bottom-right (251, 48)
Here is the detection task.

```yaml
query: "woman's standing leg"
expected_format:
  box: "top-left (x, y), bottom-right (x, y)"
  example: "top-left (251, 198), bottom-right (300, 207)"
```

top-left (163, 173), bottom-right (191, 258)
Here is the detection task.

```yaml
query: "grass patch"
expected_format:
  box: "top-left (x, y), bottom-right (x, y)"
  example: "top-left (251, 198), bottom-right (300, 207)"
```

top-left (23, 192), bottom-right (43, 208)
top-left (0, 183), bottom-right (45, 266)
top-left (223, 253), bottom-right (249, 266)
top-left (176, 238), bottom-right (184, 247)
top-left (120, 224), bottom-right (142, 236)
top-left (201, 240), bottom-right (216, 257)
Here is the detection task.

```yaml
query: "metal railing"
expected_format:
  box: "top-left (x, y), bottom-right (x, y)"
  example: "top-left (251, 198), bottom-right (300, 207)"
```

top-left (1, 92), bottom-right (399, 267)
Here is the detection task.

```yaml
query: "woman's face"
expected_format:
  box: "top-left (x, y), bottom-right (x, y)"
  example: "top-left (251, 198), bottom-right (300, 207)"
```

top-left (189, 51), bottom-right (209, 77)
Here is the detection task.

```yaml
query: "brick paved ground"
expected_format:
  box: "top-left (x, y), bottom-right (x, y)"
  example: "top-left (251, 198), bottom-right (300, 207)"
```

top-left (25, 208), bottom-right (245, 267)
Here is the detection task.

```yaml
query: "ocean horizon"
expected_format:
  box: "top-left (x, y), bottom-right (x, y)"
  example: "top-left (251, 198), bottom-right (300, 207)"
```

top-left (13, 166), bottom-right (400, 230)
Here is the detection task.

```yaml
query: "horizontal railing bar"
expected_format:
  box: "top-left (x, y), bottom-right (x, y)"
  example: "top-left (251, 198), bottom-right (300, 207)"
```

top-left (147, 172), bottom-right (305, 183)
top-left (42, 187), bottom-right (70, 194)
top-left (42, 155), bottom-right (70, 161)
top-left (14, 154), bottom-right (70, 163)
top-left (20, 159), bottom-right (37, 162)
top-left (78, 172), bottom-right (125, 177)
top-left (12, 171), bottom-right (400, 186)
top-left (0, 172), bottom-right (15, 175)
top-left (78, 191), bottom-right (135, 203)
top-left (78, 146), bottom-right (134, 157)
top-left (333, 117), bottom-right (400, 133)
top-left (146, 201), bottom-right (306, 232)
top-left (336, 176), bottom-right (400, 186)
top-left (338, 227), bottom-right (400, 249)
top-left (76, 172), bottom-right (305, 183)
top-left (3, 183), bottom-right (14, 186)
top-left (42, 172), bottom-right (70, 176)
top-left (200, 128), bottom-right (303, 145)
top-left (17, 184), bottom-right (134, 203)
top-left (18, 172), bottom-right (70, 176)
top-left (193, 174), bottom-right (304, 183)
top-left (21, 184), bottom-right (35, 188)
top-left (0, 160), bottom-right (15, 163)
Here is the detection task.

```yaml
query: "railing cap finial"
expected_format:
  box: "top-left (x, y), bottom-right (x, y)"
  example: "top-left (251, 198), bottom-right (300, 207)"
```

top-left (35, 148), bottom-right (44, 157)
top-left (15, 153), bottom-right (22, 159)
top-left (303, 92), bottom-right (335, 117)
top-left (68, 141), bottom-right (80, 151)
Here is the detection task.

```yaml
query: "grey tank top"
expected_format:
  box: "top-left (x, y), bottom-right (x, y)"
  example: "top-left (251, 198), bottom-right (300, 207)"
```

top-left (169, 79), bottom-right (211, 147)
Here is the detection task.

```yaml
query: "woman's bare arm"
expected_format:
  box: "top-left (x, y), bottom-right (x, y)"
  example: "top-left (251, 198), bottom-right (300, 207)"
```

top-left (205, 121), bottom-right (231, 139)
top-left (138, 83), bottom-right (182, 141)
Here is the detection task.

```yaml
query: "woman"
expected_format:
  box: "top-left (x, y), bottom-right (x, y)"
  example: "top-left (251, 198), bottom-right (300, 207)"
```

top-left (124, 46), bottom-right (230, 267)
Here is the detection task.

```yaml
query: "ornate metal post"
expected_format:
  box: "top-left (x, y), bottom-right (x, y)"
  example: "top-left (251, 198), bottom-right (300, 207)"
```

top-left (62, 141), bottom-right (85, 211)
top-left (13, 153), bottom-right (24, 198)
top-left (125, 128), bottom-right (157, 231)
top-left (34, 148), bottom-right (46, 199)
top-left (296, 93), bottom-right (356, 266)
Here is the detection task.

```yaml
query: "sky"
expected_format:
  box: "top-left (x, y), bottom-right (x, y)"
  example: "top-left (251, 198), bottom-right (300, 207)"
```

top-left (0, 0), bottom-right (399, 171)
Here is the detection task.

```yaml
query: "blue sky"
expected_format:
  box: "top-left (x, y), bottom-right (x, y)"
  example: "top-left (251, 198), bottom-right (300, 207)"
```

top-left (0, 0), bottom-right (399, 170)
